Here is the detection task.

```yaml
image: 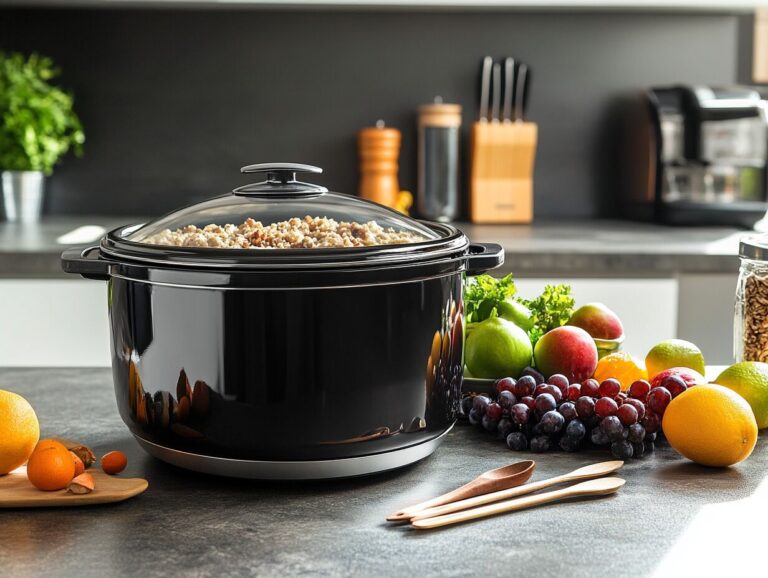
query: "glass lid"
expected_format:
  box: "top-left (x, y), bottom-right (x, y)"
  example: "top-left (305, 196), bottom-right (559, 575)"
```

top-left (126, 163), bottom-right (439, 250)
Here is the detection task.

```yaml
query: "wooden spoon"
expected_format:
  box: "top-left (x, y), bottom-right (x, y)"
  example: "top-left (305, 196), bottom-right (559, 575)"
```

top-left (386, 460), bottom-right (535, 522)
top-left (412, 477), bottom-right (626, 530)
top-left (409, 460), bottom-right (623, 522)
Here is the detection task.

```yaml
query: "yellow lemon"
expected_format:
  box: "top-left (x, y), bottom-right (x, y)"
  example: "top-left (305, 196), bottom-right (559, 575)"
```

top-left (662, 384), bottom-right (757, 467)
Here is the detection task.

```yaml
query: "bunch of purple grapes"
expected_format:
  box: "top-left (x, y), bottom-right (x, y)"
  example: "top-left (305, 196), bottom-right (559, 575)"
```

top-left (461, 368), bottom-right (689, 459)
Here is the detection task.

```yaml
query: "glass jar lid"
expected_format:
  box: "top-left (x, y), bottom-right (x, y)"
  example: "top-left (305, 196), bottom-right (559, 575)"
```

top-left (126, 163), bottom-right (438, 250)
top-left (740, 235), bottom-right (768, 261)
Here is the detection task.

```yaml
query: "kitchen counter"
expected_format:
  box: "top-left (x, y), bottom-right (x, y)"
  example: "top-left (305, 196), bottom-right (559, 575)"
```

top-left (0, 216), bottom-right (748, 278)
top-left (0, 216), bottom-right (140, 278)
top-left (460, 221), bottom-right (745, 276)
top-left (1, 367), bottom-right (765, 577)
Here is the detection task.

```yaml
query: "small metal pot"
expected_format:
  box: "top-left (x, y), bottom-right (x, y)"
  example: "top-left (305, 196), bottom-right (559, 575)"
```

top-left (1, 170), bottom-right (45, 223)
top-left (62, 163), bottom-right (504, 479)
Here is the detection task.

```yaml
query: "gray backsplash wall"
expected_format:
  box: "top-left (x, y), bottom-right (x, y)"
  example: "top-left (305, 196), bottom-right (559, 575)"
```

top-left (0, 8), bottom-right (741, 219)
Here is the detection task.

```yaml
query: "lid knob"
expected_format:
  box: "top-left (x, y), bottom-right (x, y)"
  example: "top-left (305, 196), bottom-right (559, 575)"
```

top-left (235, 163), bottom-right (327, 196)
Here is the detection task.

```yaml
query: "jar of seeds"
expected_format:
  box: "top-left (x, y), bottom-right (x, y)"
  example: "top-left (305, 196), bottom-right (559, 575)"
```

top-left (735, 236), bottom-right (768, 362)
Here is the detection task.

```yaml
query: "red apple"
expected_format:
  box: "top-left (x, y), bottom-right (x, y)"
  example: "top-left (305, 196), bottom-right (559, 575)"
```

top-left (534, 326), bottom-right (598, 383)
top-left (568, 303), bottom-right (624, 340)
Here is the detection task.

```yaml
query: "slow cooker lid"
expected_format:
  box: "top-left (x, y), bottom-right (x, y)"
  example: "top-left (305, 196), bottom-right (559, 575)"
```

top-left (125, 163), bottom-right (439, 248)
top-left (106, 163), bottom-right (467, 270)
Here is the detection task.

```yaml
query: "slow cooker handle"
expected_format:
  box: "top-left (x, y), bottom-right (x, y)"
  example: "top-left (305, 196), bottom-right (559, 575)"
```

top-left (465, 243), bottom-right (504, 275)
top-left (61, 245), bottom-right (112, 281)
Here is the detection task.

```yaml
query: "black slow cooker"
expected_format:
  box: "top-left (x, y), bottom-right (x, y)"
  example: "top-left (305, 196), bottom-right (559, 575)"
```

top-left (62, 163), bottom-right (503, 479)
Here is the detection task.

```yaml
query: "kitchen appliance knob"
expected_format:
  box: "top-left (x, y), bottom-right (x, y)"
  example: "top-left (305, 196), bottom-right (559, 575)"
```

top-left (235, 163), bottom-right (327, 195)
top-left (241, 162), bottom-right (322, 181)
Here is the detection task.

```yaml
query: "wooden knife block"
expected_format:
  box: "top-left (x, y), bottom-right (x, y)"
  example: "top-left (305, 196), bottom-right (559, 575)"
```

top-left (470, 121), bottom-right (538, 224)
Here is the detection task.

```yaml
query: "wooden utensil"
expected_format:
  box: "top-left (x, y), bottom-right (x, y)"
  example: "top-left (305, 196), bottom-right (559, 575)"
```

top-left (0, 466), bottom-right (148, 508)
top-left (411, 477), bottom-right (626, 530)
top-left (386, 460), bottom-right (535, 522)
top-left (410, 460), bottom-right (623, 522)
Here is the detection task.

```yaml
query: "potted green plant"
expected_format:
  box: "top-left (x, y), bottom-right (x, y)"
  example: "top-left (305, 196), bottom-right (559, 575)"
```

top-left (0, 52), bottom-right (84, 222)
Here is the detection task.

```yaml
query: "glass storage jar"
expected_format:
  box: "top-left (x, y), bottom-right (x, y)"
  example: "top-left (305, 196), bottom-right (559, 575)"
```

top-left (735, 236), bottom-right (768, 362)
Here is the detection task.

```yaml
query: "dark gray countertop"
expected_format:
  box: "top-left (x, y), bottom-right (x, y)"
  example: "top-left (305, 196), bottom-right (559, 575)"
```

top-left (1, 367), bottom-right (765, 577)
top-left (0, 216), bottom-right (748, 278)
top-left (0, 216), bottom-right (141, 278)
top-left (460, 221), bottom-right (745, 275)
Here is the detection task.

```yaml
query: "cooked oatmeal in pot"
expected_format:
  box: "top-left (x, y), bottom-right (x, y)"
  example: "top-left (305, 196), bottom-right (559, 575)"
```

top-left (140, 216), bottom-right (426, 249)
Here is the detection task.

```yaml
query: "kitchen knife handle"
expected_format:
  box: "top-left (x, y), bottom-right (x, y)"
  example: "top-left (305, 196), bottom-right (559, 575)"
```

top-left (465, 243), bottom-right (504, 275)
top-left (479, 56), bottom-right (493, 122)
top-left (491, 63), bottom-right (501, 123)
top-left (515, 64), bottom-right (528, 122)
top-left (502, 57), bottom-right (515, 123)
top-left (61, 245), bottom-right (112, 281)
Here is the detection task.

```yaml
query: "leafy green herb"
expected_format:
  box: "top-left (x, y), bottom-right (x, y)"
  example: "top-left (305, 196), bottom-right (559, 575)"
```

top-left (520, 284), bottom-right (575, 345)
top-left (0, 52), bottom-right (84, 174)
top-left (464, 276), bottom-right (575, 346)
top-left (464, 273), bottom-right (517, 324)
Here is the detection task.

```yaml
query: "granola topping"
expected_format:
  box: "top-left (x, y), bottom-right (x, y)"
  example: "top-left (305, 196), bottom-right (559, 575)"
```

top-left (140, 216), bottom-right (425, 249)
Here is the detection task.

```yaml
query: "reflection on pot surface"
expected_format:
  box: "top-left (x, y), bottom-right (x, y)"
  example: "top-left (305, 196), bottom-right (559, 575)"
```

top-left (112, 274), bottom-right (463, 461)
top-left (426, 296), bottom-right (464, 421)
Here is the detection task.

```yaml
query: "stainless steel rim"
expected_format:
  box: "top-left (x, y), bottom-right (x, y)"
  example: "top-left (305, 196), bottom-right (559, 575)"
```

top-left (134, 426), bottom-right (452, 480)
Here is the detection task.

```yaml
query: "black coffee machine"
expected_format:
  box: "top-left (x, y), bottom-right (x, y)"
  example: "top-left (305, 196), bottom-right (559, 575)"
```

top-left (621, 85), bottom-right (768, 227)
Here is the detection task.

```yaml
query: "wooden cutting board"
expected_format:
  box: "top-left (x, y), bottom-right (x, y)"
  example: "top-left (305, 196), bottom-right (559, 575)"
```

top-left (0, 466), bottom-right (148, 508)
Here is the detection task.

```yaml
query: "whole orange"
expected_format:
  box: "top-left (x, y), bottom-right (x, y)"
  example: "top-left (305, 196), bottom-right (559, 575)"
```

top-left (663, 384), bottom-right (757, 467)
top-left (26, 439), bottom-right (76, 490)
top-left (0, 389), bottom-right (40, 475)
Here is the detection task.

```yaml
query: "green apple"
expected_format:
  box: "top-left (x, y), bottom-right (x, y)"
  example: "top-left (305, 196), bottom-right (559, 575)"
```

top-left (465, 317), bottom-right (533, 379)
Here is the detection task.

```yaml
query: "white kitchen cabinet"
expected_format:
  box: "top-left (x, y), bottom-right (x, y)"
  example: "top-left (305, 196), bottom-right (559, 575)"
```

top-left (515, 278), bottom-right (678, 361)
top-left (0, 280), bottom-right (110, 367)
top-left (676, 273), bottom-right (737, 366)
top-left (0, 274), bottom-right (734, 367)
top-left (517, 275), bottom-right (738, 364)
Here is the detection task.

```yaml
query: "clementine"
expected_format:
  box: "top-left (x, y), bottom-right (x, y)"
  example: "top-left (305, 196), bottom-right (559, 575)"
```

top-left (26, 439), bottom-right (76, 490)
